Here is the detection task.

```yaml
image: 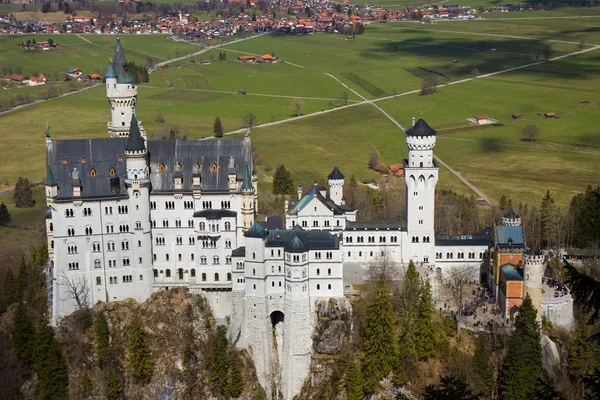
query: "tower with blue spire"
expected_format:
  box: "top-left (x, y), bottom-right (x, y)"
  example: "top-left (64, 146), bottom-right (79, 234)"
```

top-left (105, 37), bottom-right (143, 138)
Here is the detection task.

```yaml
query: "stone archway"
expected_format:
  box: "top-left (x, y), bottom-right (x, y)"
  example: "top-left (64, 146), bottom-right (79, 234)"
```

top-left (270, 310), bottom-right (284, 327)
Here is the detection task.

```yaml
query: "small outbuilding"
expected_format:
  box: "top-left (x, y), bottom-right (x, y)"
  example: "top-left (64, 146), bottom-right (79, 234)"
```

top-left (512, 113), bottom-right (523, 119)
top-left (544, 112), bottom-right (556, 119)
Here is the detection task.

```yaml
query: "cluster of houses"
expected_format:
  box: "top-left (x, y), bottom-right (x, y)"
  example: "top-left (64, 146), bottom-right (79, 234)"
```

top-left (237, 54), bottom-right (279, 63)
top-left (2, 74), bottom-right (46, 86)
top-left (67, 68), bottom-right (102, 81)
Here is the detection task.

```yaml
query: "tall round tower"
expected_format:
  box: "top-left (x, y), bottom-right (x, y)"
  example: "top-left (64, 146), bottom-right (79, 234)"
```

top-left (524, 248), bottom-right (545, 323)
top-left (123, 113), bottom-right (153, 302)
top-left (404, 118), bottom-right (438, 265)
top-left (327, 167), bottom-right (344, 205)
top-left (241, 163), bottom-right (255, 231)
top-left (106, 37), bottom-right (139, 138)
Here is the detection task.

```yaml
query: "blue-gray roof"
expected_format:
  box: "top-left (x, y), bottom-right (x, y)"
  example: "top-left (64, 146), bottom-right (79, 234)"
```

top-left (328, 167), bottom-right (344, 180)
top-left (105, 61), bottom-right (116, 79)
top-left (45, 164), bottom-right (57, 186)
top-left (504, 208), bottom-right (519, 219)
top-left (46, 138), bottom-right (252, 200)
top-left (501, 264), bottom-right (523, 281)
top-left (125, 114), bottom-right (145, 153)
top-left (245, 222), bottom-right (267, 238)
top-left (242, 163), bottom-right (252, 190)
top-left (112, 37), bottom-right (133, 84)
top-left (232, 246), bottom-right (246, 257)
top-left (288, 185), bottom-right (355, 216)
top-left (406, 118), bottom-right (436, 137)
top-left (264, 228), bottom-right (339, 252)
top-left (495, 225), bottom-right (524, 247)
top-left (435, 237), bottom-right (491, 246)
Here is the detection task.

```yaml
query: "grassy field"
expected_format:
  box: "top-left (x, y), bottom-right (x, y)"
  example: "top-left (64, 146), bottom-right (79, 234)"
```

top-left (0, 34), bottom-right (199, 78)
top-left (0, 18), bottom-right (599, 207)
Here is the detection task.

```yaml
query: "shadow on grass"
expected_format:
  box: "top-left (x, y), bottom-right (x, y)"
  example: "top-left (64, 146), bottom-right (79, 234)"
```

top-left (478, 136), bottom-right (508, 153)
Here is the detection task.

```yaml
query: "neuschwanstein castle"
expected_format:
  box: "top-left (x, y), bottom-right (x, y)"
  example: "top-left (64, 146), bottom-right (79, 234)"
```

top-left (45, 38), bottom-right (569, 399)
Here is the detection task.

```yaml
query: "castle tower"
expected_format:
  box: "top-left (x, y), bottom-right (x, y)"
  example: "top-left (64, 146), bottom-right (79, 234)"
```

top-left (404, 118), bottom-right (438, 265)
top-left (281, 232), bottom-right (312, 399)
top-left (241, 163), bottom-right (255, 231)
top-left (123, 113), bottom-right (153, 302)
top-left (502, 208), bottom-right (521, 226)
top-left (328, 167), bottom-right (344, 205)
top-left (524, 248), bottom-right (545, 323)
top-left (106, 37), bottom-right (140, 138)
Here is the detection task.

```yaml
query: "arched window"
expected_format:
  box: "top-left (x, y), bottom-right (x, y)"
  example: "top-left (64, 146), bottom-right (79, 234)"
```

top-left (191, 269), bottom-right (196, 278)
top-left (224, 222), bottom-right (231, 231)
top-left (214, 273), bottom-right (219, 281)
top-left (317, 284), bottom-right (321, 290)
top-left (96, 277), bottom-right (101, 285)
top-left (202, 273), bottom-right (206, 281)
top-left (211, 163), bottom-right (217, 172)
top-left (90, 168), bottom-right (96, 177)
top-left (213, 256), bottom-right (219, 265)
top-left (62, 158), bottom-right (68, 164)
top-left (80, 157), bottom-right (86, 163)
top-left (118, 154), bottom-right (124, 161)
top-left (159, 163), bottom-right (165, 172)
top-left (153, 269), bottom-right (158, 278)
top-left (199, 222), bottom-right (205, 231)
top-left (177, 162), bottom-right (183, 171)
top-left (227, 273), bottom-right (231, 281)
top-left (165, 269), bottom-right (171, 277)
top-left (109, 167), bottom-right (115, 176)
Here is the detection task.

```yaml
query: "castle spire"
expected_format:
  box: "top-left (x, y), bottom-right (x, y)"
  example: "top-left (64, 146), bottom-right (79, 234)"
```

top-left (125, 114), bottom-right (145, 153)
top-left (242, 163), bottom-right (253, 191)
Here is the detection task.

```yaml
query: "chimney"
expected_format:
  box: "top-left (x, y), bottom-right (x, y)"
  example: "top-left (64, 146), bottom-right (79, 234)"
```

top-left (412, 117), bottom-right (416, 126)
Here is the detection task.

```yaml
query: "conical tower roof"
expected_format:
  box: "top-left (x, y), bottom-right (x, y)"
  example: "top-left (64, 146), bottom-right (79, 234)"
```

top-left (406, 118), bottom-right (436, 137)
top-left (328, 166), bottom-right (344, 180)
top-left (105, 60), bottom-right (116, 79)
top-left (125, 114), bottom-right (145, 153)
top-left (112, 37), bottom-right (133, 84)
top-left (242, 163), bottom-right (253, 190)
top-left (45, 164), bottom-right (57, 186)
top-left (245, 222), bottom-right (267, 238)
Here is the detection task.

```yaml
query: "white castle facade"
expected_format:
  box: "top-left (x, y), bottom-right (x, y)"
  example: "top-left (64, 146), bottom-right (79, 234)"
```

top-left (46, 38), bottom-right (494, 399)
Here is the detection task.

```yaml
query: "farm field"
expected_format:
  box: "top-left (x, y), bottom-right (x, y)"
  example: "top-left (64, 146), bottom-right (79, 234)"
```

top-left (0, 34), bottom-right (198, 78)
top-left (0, 18), bottom-right (599, 208)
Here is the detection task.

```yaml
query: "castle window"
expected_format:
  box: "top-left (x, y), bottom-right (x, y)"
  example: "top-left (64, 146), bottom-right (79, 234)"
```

top-left (191, 269), bottom-right (196, 278)
top-left (317, 268), bottom-right (320, 276)
top-left (195, 163), bottom-right (201, 173)
top-left (328, 268), bottom-right (331, 276)
top-left (211, 163), bottom-right (217, 172)
top-left (159, 163), bottom-right (165, 172)
top-left (109, 167), bottom-right (115, 176)
top-left (96, 277), bottom-right (101, 285)
top-left (202, 273), bottom-right (207, 281)
top-left (214, 273), bottom-right (219, 281)
top-left (118, 155), bottom-right (124, 161)
top-left (154, 269), bottom-right (158, 278)
top-left (328, 284), bottom-right (331, 290)
top-left (225, 222), bottom-right (231, 231)
top-left (177, 163), bottom-right (182, 171)
top-left (317, 284), bottom-right (320, 290)
top-left (80, 157), bottom-right (86, 163)
top-left (165, 269), bottom-right (171, 278)
top-left (62, 158), bottom-right (68, 164)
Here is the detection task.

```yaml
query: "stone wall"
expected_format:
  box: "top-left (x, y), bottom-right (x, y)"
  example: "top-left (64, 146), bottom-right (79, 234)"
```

top-left (541, 295), bottom-right (574, 330)
top-left (282, 296), bottom-right (312, 399)
top-left (230, 290), bottom-right (245, 346)
top-left (243, 296), bottom-right (274, 396)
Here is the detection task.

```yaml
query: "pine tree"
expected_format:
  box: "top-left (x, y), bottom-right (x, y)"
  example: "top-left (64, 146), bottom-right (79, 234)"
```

top-left (414, 280), bottom-right (436, 361)
top-left (362, 276), bottom-right (396, 393)
top-left (210, 325), bottom-right (229, 396)
top-left (15, 254), bottom-right (28, 301)
top-left (214, 116), bottom-right (224, 138)
top-left (105, 367), bottom-right (121, 400)
top-left (540, 190), bottom-right (556, 249)
top-left (33, 320), bottom-right (69, 400)
top-left (3, 268), bottom-right (17, 305)
top-left (226, 352), bottom-right (244, 398)
top-left (126, 317), bottom-right (153, 383)
top-left (13, 177), bottom-right (35, 208)
top-left (395, 328), bottom-right (416, 385)
top-left (345, 359), bottom-right (364, 400)
top-left (469, 336), bottom-right (494, 396)
top-left (272, 164), bottom-right (294, 195)
top-left (0, 202), bottom-right (11, 225)
top-left (95, 312), bottom-right (110, 369)
top-left (422, 375), bottom-right (479, 400)
top-left (11, 300), bottom-right (35, 364)
top-left (569, 319), bottom-right (597, 379)
top-left (499, 295), bottom-right (542, 400)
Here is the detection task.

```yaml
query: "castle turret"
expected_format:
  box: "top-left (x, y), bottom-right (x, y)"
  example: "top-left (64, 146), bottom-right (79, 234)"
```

top-left (45, 164), bottom-right (58, 200)
top-left (502, 208), bottom-right (521, 226)
top-left (405, 118), bottom-right (438, 265)
top-left (124, 113), bottom-right (153, 302)
top-left (241, 163), bottom-right (255, 231)
top-left (328, 166), bottom-right (344, 205)
top-left (106, 38), bottom-right (140, 138)
top-left (524, 248), bottom-right (545, 323)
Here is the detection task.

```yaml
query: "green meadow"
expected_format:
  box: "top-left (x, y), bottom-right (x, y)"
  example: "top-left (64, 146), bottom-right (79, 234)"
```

top-left (0, 19), bottom-right (599, 208)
